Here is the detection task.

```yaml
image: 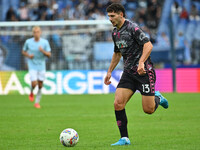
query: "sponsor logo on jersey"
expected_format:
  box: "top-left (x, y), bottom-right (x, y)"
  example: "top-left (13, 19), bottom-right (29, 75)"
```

top-left (116, 40), bottom-right (128, 49)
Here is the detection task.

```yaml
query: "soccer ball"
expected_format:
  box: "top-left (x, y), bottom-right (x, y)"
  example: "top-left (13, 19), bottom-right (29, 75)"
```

top-left (59, 128), bottom-right (79, 147)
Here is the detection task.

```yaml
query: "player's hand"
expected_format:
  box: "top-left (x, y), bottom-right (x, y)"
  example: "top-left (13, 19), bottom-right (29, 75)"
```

top-left (39, 46), bottom-right (44, 52)
top-left (137, 62), bottom-right (146, 75)
top-left (29, 54), bottom-right (34, 59)
top-left (39, 46), bottom-right (51, 58)
top-left (104, 72), bottom-right (112, 85)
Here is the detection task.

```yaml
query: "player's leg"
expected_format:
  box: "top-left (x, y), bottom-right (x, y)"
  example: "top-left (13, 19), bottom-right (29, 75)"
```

top-left (137, 81), bottom-right (159, 114)
top-left (138, 67), bottom-right (168, 113)
top-left (111, 72), bottom-right (137, 146)
top-left (34, 80), bottom-right (43, 108)
top-left (29, 81), bottom-right (37, 102)
top-left (34, 70), bottom-right (45, 108)
top-left (142, 92), bottom-right (168, 114)
top-left (29, 70), bottom-right (38, 102)
top-left (140, 86), bottom-right (168, 114)
top-left (114, 88), bottom-right (133, 136)
top-left (111, 88), bottom-right (133, 146)
top-left (142, 95), bottom-right (156, 114)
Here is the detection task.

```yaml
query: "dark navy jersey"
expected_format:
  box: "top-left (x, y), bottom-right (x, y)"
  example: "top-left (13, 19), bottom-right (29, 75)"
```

top-left (112, 19), bottom-right (154, 75)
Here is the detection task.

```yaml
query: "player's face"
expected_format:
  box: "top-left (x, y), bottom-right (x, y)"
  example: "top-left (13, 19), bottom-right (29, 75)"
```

top-left (33, 28), bottom-right (41, 40)
top-left (108, 12), bottom-right (123, 28)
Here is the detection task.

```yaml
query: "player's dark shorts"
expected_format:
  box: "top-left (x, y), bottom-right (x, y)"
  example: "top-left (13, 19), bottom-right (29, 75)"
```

top-left (117, 70), bottom-right (156, 96)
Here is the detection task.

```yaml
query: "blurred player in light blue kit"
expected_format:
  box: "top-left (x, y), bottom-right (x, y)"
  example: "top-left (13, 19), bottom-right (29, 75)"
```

top-left (22, 26), bottom-right (51, 108)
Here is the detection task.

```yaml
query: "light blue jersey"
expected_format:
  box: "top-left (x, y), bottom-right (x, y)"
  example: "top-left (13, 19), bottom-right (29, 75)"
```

top-left (23, 37), bottom-right (51, 71)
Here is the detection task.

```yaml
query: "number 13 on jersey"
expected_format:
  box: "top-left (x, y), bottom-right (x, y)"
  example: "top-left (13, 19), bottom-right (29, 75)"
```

top-left (142, 84), bottom-right (150, 93)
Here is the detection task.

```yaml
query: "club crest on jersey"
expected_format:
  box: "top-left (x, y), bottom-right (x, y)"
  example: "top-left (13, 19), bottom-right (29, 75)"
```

top-left (116, 40), bottom-right (128, 49)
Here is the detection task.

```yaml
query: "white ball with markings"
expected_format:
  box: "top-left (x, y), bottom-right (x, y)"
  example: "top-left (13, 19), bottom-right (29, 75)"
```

top-left (59, 128), bottom-right (79, 147)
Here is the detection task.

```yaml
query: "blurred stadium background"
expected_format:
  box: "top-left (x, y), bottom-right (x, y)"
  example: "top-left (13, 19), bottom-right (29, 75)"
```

top-left (0, 1), bottom-right (200, 150)
top-left (0, 0), bottom-right (200, 94)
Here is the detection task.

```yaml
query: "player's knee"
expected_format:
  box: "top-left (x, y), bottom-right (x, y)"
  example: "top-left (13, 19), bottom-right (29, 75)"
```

top-left (32, 82), bottom-right (37, 88)
top-left (143, 107), bottom-right (155, 114)
top-left (38, 82), bottom-right (43, 89)
top-left (114, 100), bottom-right (125, 110)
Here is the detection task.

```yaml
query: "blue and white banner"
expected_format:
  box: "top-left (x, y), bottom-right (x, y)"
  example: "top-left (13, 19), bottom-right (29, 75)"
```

top-left (44, 70), bottom-right (122, 94)
top-left (0, 70), bottom-right (123, 95)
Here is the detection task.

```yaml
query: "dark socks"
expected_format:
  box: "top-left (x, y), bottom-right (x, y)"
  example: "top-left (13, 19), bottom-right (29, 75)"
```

top-left (154, 96), bottom-right (160, 111)
top-left (115, 109), bottom-right (128, 138)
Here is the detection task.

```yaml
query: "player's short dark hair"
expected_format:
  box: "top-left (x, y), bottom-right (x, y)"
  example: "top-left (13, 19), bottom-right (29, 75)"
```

top-left (106, 3), bottom-right (126, 17)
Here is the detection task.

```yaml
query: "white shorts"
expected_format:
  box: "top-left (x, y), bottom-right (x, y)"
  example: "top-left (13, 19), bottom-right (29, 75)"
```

top-left (29, 70), bottom-right (46, 81)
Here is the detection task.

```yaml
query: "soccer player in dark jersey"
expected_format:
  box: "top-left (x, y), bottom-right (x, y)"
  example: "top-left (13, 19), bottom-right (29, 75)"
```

top-left (104, 3), bottom-right (169, 146)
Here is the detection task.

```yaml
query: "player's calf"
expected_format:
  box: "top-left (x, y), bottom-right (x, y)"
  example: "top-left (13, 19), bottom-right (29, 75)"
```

top-left (143, 106), bottom-right (155, 114)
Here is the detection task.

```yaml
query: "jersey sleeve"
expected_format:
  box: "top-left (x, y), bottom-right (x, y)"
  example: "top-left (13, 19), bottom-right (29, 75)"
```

top-left (114, 44), bottom-right (120, 53)
top-left (23, 40), bottom-right (28, 51)
top-left (45, 40), bottom-right (51, 52)
top-left (132, 26), bottom-right (149, 45)
top-left (112, 32), bottom-right (120, 53)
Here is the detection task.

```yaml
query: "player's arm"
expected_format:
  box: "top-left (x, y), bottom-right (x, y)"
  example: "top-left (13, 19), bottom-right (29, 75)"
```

top-left (22, 50), bottom-right (34, 59)
top-left (104, 52), bottom-right (122, 85)
top-left (22, 40), bottom-right (34, 59)
top-left (132, 26), bottom-right (153, 75)
top-left (39, 46), bottom-right (51, 58)
top-left (137, 41), bottom-right (153, 75)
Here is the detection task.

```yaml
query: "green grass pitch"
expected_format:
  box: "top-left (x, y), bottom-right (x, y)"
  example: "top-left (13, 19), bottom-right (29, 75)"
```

top-left (0, 93), bottom-right (200, 150)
